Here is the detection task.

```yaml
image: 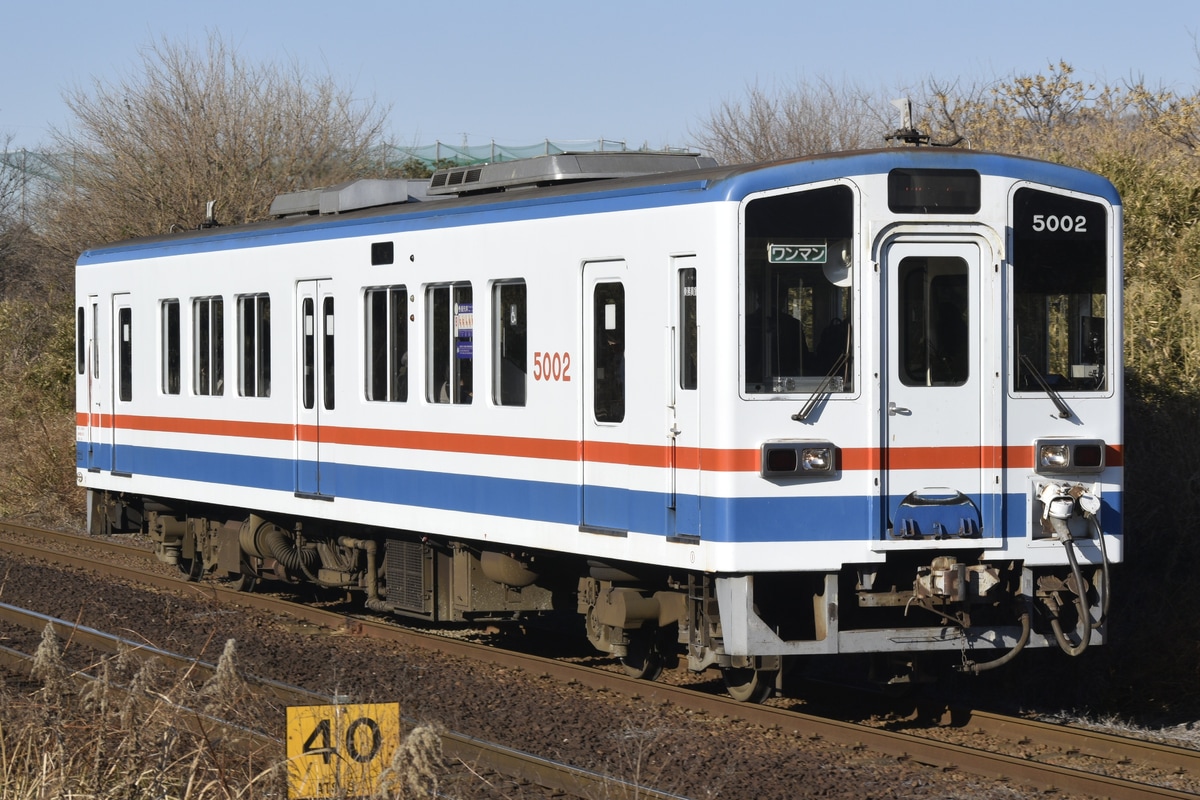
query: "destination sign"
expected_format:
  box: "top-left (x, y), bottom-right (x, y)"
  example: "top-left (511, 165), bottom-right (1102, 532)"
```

top-left (768, 242), bottom-right (827, 264)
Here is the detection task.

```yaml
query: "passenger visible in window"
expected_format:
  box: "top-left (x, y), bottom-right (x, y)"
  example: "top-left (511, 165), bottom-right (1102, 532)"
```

top-left (812, 317), bottom-right (848, 374)
top-left (930, 301), bottom-right (968, 384)
top-left (599, 326), bottom-right (625, 421)
top-left (745, 289), bottom-right (811, 383)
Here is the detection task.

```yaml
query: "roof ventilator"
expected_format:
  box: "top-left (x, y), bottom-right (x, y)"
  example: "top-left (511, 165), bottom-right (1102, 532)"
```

top-left (427, 151), bottom-right (717, 196)
top-left (270, 178), bottom-right (433, 217)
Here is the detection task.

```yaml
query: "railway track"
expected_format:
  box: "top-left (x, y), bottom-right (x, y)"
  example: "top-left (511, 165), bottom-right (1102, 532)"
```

top-left (2, 521), bottom-right (1197, 800)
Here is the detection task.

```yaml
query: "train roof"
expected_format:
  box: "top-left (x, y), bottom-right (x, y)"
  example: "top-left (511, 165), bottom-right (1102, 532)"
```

top-left (77, 147), bottom-right (1120, 266)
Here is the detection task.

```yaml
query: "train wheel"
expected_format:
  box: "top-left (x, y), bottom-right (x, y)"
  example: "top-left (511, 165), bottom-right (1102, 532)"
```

top-left (621, 631), bottom-right (665, 681)
top-left (228, 573), bottom-right (258, 593)
top-left (177, 557), bottom-right (202, 582)
top-left (722, 666), bottom-right (776, 703)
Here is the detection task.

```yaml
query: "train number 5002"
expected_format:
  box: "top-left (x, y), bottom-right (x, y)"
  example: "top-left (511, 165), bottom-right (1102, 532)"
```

top-left (1031, 214), bottom-right (1088, 233)
top-left (533, 351), bottom-right (572, 381)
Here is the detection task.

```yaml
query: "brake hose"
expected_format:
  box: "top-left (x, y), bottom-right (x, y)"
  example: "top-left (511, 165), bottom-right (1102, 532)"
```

top-left (1051, 534), bottom-right (1092, 656)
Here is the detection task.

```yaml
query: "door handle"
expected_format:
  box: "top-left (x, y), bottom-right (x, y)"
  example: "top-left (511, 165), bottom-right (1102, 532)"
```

top-left (888, 402), bottom-right (911, 416)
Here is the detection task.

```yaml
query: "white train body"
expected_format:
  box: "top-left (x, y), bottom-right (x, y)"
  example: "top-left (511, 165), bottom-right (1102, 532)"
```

top-left (76, 148), bottom-right (1122, 693)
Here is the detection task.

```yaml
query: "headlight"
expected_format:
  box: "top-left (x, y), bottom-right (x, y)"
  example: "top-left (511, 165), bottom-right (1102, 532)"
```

top-left (801, 447), bottom-right (832, 471)
top-left (761, 441), bottom-right (837, 477)
top-left (1039, 444), bottom-right (1070, 469)
top-left (1035, 439), bottom-right (1105, 474)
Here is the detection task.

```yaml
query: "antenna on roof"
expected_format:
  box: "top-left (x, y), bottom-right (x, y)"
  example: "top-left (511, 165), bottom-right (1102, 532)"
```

top-left (884, 98), bottom-right (965, 148)
top-left (885, 99), bottom-right (930, 146)
top-left (200, 200), bottom-right (219, 229)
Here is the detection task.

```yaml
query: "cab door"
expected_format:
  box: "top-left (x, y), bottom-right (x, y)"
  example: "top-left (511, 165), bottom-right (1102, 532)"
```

top-left (296, 281), bottom-right (336, 497)
top-left (669, 258), bottom-right (701, 538)
top-left (880, 239), bottom-right (1000, 542)
top-left (111, 294), bottom-right (134, 475)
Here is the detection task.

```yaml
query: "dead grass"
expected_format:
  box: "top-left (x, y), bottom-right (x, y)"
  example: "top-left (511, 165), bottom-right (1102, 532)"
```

top-left (0, 632), bottom-right (447, 800)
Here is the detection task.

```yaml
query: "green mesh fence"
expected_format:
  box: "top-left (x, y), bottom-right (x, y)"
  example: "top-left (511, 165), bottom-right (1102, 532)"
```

top-left (386, 139), bottom-right (696, 169)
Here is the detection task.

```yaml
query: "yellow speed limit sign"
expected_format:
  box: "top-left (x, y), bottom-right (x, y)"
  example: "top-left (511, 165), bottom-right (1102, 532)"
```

top-left (286, 702), bottom-right (401, 799)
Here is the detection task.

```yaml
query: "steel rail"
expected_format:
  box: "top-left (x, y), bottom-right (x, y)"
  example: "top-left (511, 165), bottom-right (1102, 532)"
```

top-left (955, 708), bottom-right (1200, 783)
top-left (1, 525), bottom-right (1197, 799)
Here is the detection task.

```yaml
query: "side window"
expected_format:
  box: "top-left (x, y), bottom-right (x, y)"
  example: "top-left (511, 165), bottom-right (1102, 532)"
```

top-left (117, 306), bottom-right (132, 402)
top-left (593, 282), bottom-right (625, 422)
top-left (302, 298), bottom-right (315, 409)
top-left (161, 299), bottom-right (180, 395)
top-left (92, 302), bottom-right (100, 378)
top-left (322, 296), bottom-right (335, 411)
top-left (238, 293), bottom-right (271, 397)
top-left (193, 296), bottom-right (224, 395)
top-left (426, 283), bottom-right (473, 404)
top-left (680, 268), bottom-right (697, 390)
top-left (365, 286), bottom-right (408, 402)
top-left (76, 307), bottom-right (85, 374)
top-left (493, 280), bottom-right (526, 406)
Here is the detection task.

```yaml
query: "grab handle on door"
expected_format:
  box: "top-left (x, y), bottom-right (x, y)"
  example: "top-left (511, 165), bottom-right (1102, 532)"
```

top-left (888, 401), bottom-right (911, 416)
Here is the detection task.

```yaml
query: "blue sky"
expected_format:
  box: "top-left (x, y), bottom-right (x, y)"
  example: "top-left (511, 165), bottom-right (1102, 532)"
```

top-left (4, 1), bottom-right (1199, 152)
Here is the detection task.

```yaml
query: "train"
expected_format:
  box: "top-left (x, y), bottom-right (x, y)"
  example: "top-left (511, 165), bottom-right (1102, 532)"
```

top-left (76, 144), bottom-right (1122, 701)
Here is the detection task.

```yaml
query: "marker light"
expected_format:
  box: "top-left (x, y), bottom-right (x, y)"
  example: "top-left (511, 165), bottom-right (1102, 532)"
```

top-left (761, 441), bottom-right (837, 478)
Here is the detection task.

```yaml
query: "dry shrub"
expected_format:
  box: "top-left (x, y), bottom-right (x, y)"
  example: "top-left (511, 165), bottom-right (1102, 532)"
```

top-left (376, 723), bottom-right (444, 800)
top-left (0, 290), bottom-right (78, 524)
top-left (200, 638), bottom-right (251, 716)
top-left (2, 638), bottom-right (288, 798)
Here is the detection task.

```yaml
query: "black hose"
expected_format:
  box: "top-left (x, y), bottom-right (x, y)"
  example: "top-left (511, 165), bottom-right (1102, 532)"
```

top-left (1051, 537), bottom-right (1092, 656)
top-left (960, 607), bottom-right (1031, 674)
top-left (260, 525), bottom-right (320, 573)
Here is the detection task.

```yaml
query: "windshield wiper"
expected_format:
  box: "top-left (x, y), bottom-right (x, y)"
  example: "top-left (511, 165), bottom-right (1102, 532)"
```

top-left (793, 352), bottom-right (848, 422)
top-left (1019, 353), bottom-right (1072, 419)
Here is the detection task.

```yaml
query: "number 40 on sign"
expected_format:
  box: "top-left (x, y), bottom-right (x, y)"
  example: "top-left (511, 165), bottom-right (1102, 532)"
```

top-left (286, 702), bottom-right (401, 800)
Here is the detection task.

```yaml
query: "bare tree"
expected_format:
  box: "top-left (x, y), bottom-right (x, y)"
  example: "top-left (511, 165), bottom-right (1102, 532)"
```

top-left (691, 77), bottom-right (882, 164)
top-left (44, 32), bottom-right (394, 258)
top-left (0, 134), bottom-right (23, 297)
top-left (0, 134), bottom-right (24, 223)
top-left (0, 134), bottom-right (52, 301)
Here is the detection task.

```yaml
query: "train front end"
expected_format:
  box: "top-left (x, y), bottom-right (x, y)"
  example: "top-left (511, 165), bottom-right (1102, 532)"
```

top-left (705, 151), bottom-right (1121, 686)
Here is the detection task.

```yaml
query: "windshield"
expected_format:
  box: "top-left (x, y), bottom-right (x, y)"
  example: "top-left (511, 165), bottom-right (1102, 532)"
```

top-left (744, 184), bottom-right (854, 394)
top-left (1011, 188), bottom-right (1109, 392)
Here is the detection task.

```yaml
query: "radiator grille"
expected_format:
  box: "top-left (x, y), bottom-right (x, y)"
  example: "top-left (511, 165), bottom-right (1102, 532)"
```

top-left (385, 540), bottom-right (427, 613)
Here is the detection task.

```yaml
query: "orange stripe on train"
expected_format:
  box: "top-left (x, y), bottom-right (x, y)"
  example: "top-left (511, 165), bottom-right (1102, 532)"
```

top-left (77, 413), bottom-right (1123, 470)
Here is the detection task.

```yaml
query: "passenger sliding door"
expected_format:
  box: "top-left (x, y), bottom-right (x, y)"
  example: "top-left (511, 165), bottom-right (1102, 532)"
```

top-left (296, 280), bottom-right (336, 498)
top-left (83, 295), bottom-right (109, 472)
top-left (581, 261), bottom-right (628, 531)
top-left (111, 294), bottom-right (133, 475)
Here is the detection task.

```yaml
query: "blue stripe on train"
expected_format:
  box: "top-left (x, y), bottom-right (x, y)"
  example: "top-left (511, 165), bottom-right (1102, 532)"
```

top-left (78, 443), bottom-right (1123, 543)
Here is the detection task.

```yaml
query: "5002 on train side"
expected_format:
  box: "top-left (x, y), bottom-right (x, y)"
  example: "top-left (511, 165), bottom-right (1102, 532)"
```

top-left (76, 147), bottom-right (1122, 701)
